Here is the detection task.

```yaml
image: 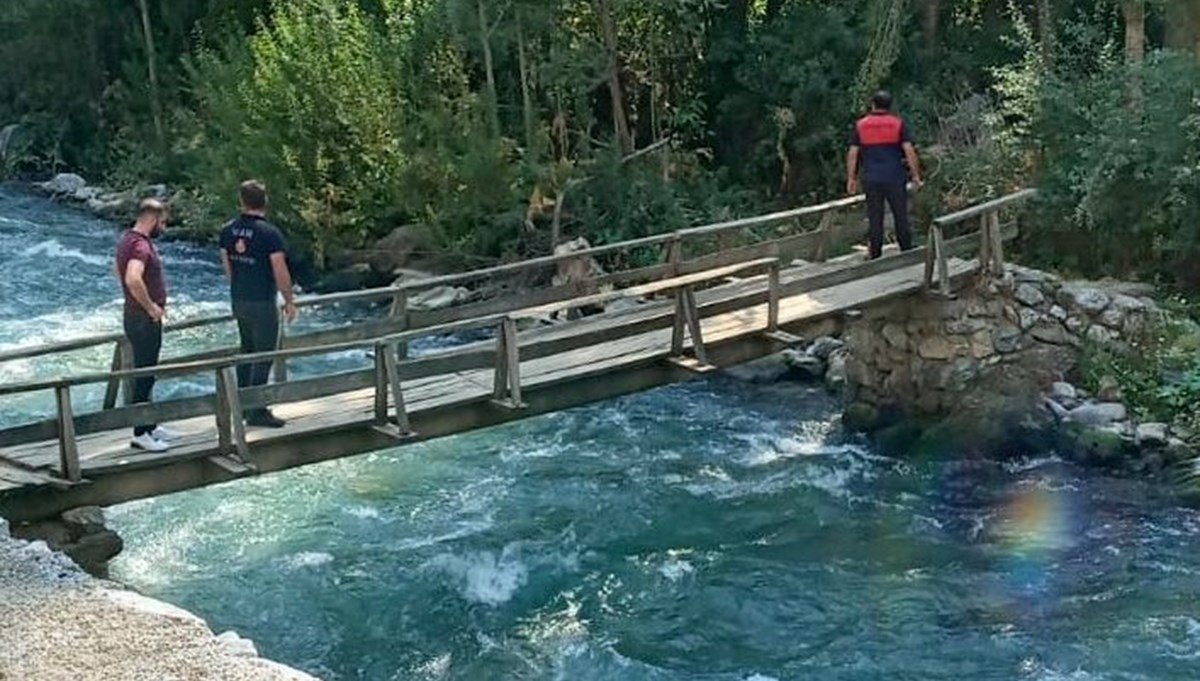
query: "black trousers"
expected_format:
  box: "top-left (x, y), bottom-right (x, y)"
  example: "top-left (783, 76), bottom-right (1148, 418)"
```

top-left (234, 302), bottom-right (280, 412)
top-left (865, 182), bottom-right (914, 260)
top-left (123, 312), bottom-right (162, 436)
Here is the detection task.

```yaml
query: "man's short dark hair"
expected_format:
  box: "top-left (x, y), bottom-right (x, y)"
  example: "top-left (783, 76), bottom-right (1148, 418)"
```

top-left (137, 198), bottom-right (167, 219)
top-left (871, 90), bottom-right (894, 111)
top-left (239, 180), bottom-right (268, 211)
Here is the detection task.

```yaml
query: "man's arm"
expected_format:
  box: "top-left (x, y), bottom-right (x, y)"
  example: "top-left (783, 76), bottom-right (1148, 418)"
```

top-left (902, 142), bottom-right (922, 187)
top-left (124, 259), bottom-right (164, 322)
top-left (219, 249), bottom-right (232, 280)
top-left (269, 252), bottom-right (297, 322)
top-left (845, 145), bottom-right (861, 195)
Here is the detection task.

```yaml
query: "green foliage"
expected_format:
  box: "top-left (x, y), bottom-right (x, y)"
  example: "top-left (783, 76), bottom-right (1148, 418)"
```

top-left (1028, 53), bottom-right (1200, 285)
top-left (1078, 314), bottom-right (1200, 438)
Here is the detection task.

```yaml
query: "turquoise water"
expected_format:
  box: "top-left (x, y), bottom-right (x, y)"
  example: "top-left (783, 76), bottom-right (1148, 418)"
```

top-left (3, 186), bottom-right (1200, 680)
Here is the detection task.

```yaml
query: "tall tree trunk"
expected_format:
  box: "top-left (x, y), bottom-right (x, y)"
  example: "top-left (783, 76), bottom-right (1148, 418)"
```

top-left (136, 0), bottom-right (164, 146)
top-left (1037, 0), bottom-right (1054, 67)
top-left (477, 0), bottom-right (501, 139)
top-left (1122, 0), bottom-right (1145, 110)
top-left (596, 0), bottom-right (633, 154)
top-left (516, 12), bottom-right (537, 153)
top-left (920, 0), bottom-right (941, 51)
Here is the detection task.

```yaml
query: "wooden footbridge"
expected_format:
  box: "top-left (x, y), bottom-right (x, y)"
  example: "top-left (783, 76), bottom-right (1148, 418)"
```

top-left (0, 189), bottom-right (1035, 522)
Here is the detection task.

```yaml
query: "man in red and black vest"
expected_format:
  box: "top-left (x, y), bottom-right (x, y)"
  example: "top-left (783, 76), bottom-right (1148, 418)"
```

top-left (846, 90), bottom-right (923, 260)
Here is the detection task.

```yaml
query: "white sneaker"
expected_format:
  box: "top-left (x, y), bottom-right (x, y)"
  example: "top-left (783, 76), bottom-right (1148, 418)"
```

top-left (131, 433), bottom-right (170, 453)
top-left (151, 426), bottom-right (181, 441)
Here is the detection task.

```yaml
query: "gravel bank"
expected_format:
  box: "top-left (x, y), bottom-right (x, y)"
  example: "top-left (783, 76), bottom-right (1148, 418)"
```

top-left (0, 519), bottom-right (319, 681)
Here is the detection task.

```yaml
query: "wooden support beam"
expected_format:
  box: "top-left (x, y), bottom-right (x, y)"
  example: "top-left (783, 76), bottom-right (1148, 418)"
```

top-left (814, 211), bottom-right (836, 262)
top-left (373, 346), bottom-right (388, 426)
top-left (923, 224), bottom-right (936, 289)
top-left (272, 321), bottom-right (288, 383)
top-left (681, 286), bottom-right (708, 365)
top-left (663, 235), bottom-right (683, 275)
top-left (979, 213), bottom-right (993, 273)
top-left (102, 342), bottom-right (123, 410)
top-left (932, 224), bottom-right (952, 296)
top-left (119, 339), bottom-right (135, 406)
top-left (389, 289), bottom-right (409, 359)
top-left (494, 317), bottom-right (525, 409)
top-left (988, 212), bottom-right (1006, 274)
top-left (54, 385), bottom-right (82, 483)
top-left (216, 366), bottom-right (249, 459)
top-left (767, 261), bottom-right (781, 331)
top-left (670, 290), bottom-right (686, 356)
top-left (382, 341), bottom-right (414, 435)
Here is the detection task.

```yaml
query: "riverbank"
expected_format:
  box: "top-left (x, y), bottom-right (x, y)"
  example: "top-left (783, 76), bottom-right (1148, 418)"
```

top-left (0, 517), bottom-right (318, 681)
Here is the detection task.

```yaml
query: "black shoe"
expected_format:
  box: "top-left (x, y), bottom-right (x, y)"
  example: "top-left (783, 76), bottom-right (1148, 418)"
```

top-left (245, 410), bottom-right (286, 428)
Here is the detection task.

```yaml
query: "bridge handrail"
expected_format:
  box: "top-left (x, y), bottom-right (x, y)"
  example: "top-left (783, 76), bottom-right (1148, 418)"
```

top-left (924, 187), bottom-right (1036, 295)
top-left (0, 194), bottom-right (862, 366)
top-left (0, 257), bottom-right (782, 397)
top-left (933, 188), bottom-right (1038, 227)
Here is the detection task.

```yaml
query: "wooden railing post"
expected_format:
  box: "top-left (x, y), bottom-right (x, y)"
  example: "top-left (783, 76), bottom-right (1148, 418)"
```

top-left (670, 285), bottom-right (707, 365)
top-left (54, 384), bottom-right (82, 482)
top-left (933, 223), bottom-right (951, 296)
top-left (389, 288), bottom-right (409, 359)
top-left (814, 210), bottom-right (836, 262)
top-left (215, 365), bottom-right (248, 459)
top-left (923, 221), bottom-right (936, 289)
top-left (373, 343), bottom-right (389, 426)
top-left (491, 317), bottom-right (524, 409)
top-left (102, 340), bottom-right (125, 410)
top-left (662, 234), bottom-right (683, 276)
top-left (767, 260), bottom-right (781, 332)
top-left (383, 340), bottom-right (413, 435)
top-left (987, 211), bottom-right (1006, 275)
top-left (272, 319), bottom-right (288, 383)
top-left (119, 338), bottom-right (134, 405)
top-left (979, 213), bottom-right (994, 273)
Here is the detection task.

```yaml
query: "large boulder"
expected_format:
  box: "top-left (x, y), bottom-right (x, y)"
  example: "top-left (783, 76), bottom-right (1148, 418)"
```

top-left (368, 224), bottom-right (423, 275)
top-left (38, 173), bottom-right (88, 196)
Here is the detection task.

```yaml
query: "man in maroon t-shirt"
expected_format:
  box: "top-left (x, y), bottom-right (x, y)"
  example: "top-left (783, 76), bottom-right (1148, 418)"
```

top-left (114, 199), bottom-right (174, 452)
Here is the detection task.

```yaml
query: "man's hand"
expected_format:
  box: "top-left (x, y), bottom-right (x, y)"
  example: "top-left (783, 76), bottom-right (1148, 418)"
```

top-left (846, 178), bottom-right (859, 196)
top-left (282, 300), bottom-right (297, 324)
top-left (146, 303), bottom-right (165, 323)
top-left (910, 177), bottom-right (924, 191)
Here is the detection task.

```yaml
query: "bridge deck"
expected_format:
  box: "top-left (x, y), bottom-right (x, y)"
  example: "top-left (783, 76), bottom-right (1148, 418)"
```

top-left (0, 257), bottom-right (977, 505)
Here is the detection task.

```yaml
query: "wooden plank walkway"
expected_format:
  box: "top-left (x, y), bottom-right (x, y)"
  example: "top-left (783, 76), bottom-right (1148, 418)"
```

top-left (0, 256), bottom-right (975, 498)
top-left (0, 188), bottom-right (1035, 521)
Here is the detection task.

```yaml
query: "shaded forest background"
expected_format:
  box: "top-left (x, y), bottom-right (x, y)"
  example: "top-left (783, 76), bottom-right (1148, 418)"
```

top-left (1, 0), bottom-right (1199, 289)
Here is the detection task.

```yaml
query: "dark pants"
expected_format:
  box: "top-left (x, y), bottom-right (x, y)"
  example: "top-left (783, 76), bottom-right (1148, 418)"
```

top-left (123, 312), bottom-right (162, 436)
top-left (234, 302), bottom-right (280, 413)
top-left (865, 182), bottom-right (914, 260)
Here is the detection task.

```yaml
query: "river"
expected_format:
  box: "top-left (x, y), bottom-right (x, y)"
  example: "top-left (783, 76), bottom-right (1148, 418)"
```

top-left (1, 185), bottom-right (1198, 680)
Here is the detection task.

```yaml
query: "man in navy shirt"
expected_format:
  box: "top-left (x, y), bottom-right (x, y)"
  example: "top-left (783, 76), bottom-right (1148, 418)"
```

top-left (219, 180), bottom-right (297, 428)
top-left (846, 90), bottom-right (923, 260)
